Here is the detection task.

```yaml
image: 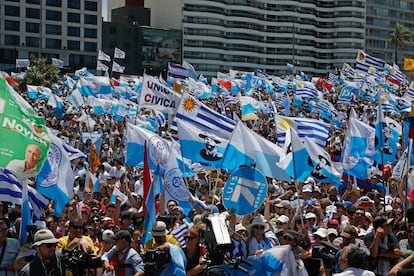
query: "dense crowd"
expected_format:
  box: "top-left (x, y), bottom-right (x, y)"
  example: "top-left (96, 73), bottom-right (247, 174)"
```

top-left (0, 69), bottom-right (413, 276)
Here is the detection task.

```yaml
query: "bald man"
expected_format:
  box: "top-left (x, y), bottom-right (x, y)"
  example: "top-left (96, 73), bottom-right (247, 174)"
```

top-left (7, 144), bottom-right (41, 181)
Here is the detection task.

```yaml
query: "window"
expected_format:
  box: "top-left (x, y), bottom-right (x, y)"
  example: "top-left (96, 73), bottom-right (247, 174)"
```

top-left (84, 14), bottom-right (97, 25)
top-left (68, 0), bottom-right (80, 9)
top-left (46, 0), bottom-right (61, 7)
top-left (5, 35), bottom-right (19, 46)
top-left (85, 1), bottom-right (98, 11)
top-left (84, 28), bottom-right (97, 38)
top-left (27, 0), bottom-right (40, 3)
top-left (46, 24), bottom-right (61, 35)
top-left (67, 26), bottom-right (80, 37)
top-left (26, 37), bottom-right (39, 47)
top-left (84, 42), bottom-right (97, 52)
top-left (26, 22), bottom-right (40, 33)
top-left (5, 5), bottom-right (20, 16)
top-left (46, 38), bottom-right (61, 49)
top-left (67, 40), bottom-right (80, 50)
top-left (46, 10), bottom-right (61, 21)
top-left (67, 13), bottom-right (80, 23)
top-left (5, 20), bottom-right (19, 31)
top-left (26, 8), bottom-right (40, 19)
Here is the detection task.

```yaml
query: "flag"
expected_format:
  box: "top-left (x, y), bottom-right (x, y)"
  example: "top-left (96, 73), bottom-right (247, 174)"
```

top-left (239, 96), bottom-right (263, 117)
top-left (16, 59), bottom-right (30, 68)
top-left (112, 61), bottom-right (125, 73)
top-left (90, 144), bottom-right (101, 174)
top-left (142, 141), bottom-right (151, 219)
top-left (275, 115), bottom-right (330, 148)
top-left (92, 97), bottom-right (118, 115)
top-left (114, 47), bottom-right (126, 59)
top-left (374, 102), bottom-right (398, 165)
top-left (221, 121), bottom-right (291, 180)
top-left (20, 181), bottom-right (31, 246)
top-left (139, 74), bottom-right (182, 114)
top-left (35, 130), bottom-right (75, 217)
top-left (0, 79), bottom-right (50, 181)
top-left (404, 58), bottom-right (414, 70)
top-left (356, 50), bottom-right (385, 72)
top-left (174, 94), bottom-right (236, 136)
top-left (96, 61), bottom-right (109, 72)
top-left (47, 94), bottom-right (64, 119)
top-left (78, 76), bottom-right (111, 96)
top-left (287, 63), bottom-right (294, 72)
top-left (67, 88), bottom-right (84, 110)
top-left (342, 135), bottom-right (374, 180)
top-left (62, 142), bottom-right (87, 160)
top-left (295, 80), bottom-right (319, 98)
top-left (167, 62), bottom-right (197, 80)
top-left (74, 67), bottom-right (93, 79)
top-left (303, 137), bottom-right (343, 186)
top-left (348, 116), bottom-right (376, 158)
top-left (51, 58), bottom-right (64, 68)
top-left (277, 128), bottom-right (313, 182)
top-left (85, 170), bottom-right (100, 192)
top-left (177, 119), bottom-right (228, 168)
top-left (98, 50), bottom-right (111, 62)
top-left (410, 105), bottom-right (414, 139)
top-left (125, 123), bottom-right (171, 171)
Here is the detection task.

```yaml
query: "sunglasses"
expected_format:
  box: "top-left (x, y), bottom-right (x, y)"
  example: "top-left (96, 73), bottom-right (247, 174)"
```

top-left (184, 236), bottom-right (195, 241)
top-left (72, 225), bottom-right (83, 230)
top-left (254, 225), bottom-right (265, 230)
top-left (276, 222), bottom-right (286, 225)
top-left (44, 243), bottom-right (57, 248)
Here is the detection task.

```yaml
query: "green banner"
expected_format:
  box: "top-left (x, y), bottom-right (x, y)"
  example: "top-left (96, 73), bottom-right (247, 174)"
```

top-left (0, 79), bottom-right (50, 181)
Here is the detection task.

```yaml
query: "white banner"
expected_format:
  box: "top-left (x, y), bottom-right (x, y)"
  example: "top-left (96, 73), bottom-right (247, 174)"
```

top-left (139, 74), bottom-right (182, 114)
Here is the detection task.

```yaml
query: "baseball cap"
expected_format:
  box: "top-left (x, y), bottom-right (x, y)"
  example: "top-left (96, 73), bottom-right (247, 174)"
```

top-left (276, 215), bottom-right (289, 224)
top-left (314, 228), bottom-right (328, 239)
top-left (151, 221), bottom-right (168, 237)
top-left (302, 185), bottom-right (313, 193)
top-left (102, 230), bottom-right (115, 243)
top-left (32, 229), bottom-right (59, 248)
top-left (275, 200), bottom-right (292, 210)
top-left (305, 213), bottom-right (317, 220)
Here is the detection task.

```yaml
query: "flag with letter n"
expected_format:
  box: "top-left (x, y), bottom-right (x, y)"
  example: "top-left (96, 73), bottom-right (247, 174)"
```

top-left (0, 79), bottom-right (50, 181)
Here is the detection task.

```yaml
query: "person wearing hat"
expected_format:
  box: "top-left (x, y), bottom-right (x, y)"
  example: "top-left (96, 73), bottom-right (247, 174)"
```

top-left (275, 215), bottom-right (290, 232)
top-left (143, 221), bottom-right (181, 251)
top-left (19, 229), bottom-right (61, 276)
top-left (143, 221), bottom-right (187, 275)
top-left (305, 228), bottom-right (328, 276)
top-left (56, 218), bottom-right (97, 255)
top-left (247, 216), bottom-right (273, 255)
top-left (364, 216), bottom-right (400, 275)
top-left (231, 224), bottom-right (248, 258)
top-left (102, 230), bottom-right (145, 276)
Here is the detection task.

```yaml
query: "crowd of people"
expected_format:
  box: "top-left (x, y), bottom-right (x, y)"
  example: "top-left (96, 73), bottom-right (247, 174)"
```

top-left (0, 67), bottom-right (413, 276)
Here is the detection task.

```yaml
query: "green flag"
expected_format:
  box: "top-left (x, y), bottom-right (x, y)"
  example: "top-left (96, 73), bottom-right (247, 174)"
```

top-left (0, 79), bottom-right (50, 181)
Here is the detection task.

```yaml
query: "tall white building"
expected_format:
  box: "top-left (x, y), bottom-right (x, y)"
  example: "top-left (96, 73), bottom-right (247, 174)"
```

top-left (0, 0), bottom-right (102, 70)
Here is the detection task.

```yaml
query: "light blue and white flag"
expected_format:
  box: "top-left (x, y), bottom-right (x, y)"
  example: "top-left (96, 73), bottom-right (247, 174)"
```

top-left (303, 137), bottom-right (343, 186)
top-left (92, 97), bottom-right (118, 115)
top-left (177, 119), bottom-right (228, 168)
top-left (36, 130), bottom-right (75, 217)
top-left (295, 80), bottom-right (319, 99)
top-left (67, 88), bottom-right (84, 110)
top-left (52, 58), bottom-right (64, 68)
top-left (342, 136), bottom-right (373, 180)
top-left (78, 76), bottom-right (111, 96)
top-left (222, 121), bottom-right (291, 180)
top-left (62, 142), bottom-right (87, 161)
top-left (74, 67), bottom-right (93, 79)
top-left (239, 96), bottom-right (263, 117)
top-left (348, 116), bottom-right (376, 158)
top-left (374, 102), bottom-right (399, 165)
top-left (356, 50), bottom-right (385, 72)
top-left (126, 123), bottom-right (171, 171)
top-left (275, 115), bottom-right (330, 148)
top-left (26, 85), bottom-right (52, 100)
top-left (277, 128), bottom-right (313, 182)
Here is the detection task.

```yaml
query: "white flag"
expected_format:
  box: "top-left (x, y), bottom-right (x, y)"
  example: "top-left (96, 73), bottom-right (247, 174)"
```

top-left (112, 61), bottom-right (125, 73)
top-left (96, 61), bottom-right (109, 71)
top-left (114, 47), bottom-right (125, 59)
top-left (52, 58), bottom-right (64, 68)
top-left (98, 50), bottom-right (111, 62)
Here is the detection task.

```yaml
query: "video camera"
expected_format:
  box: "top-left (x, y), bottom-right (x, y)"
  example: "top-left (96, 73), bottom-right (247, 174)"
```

top-left (312, 241), bottom-right (340, 268)
top-left (61, 248), bottom-right (102, 275)
top-left (143, 249), bottom-right (171, 275)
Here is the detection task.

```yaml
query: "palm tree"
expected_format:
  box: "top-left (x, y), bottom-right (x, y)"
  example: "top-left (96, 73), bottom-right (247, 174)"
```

top-left (390, 23), bottom-right (414, 65)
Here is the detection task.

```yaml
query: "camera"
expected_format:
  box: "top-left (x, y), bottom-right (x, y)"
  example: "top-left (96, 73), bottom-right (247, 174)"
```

top-left (61, 248), bottom-right (102, 274)
top-left (143, 249), bottom-right (171, 275)
top-left (312, 241), bottom-right (340, 268)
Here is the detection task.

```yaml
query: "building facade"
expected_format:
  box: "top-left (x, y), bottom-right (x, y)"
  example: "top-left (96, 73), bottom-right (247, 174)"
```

top-left (0, 0), bottom-right (102, 71)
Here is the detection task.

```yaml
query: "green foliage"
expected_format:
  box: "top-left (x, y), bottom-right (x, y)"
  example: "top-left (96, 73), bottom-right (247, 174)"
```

top-left (390, 23), bottom-right (414, 64)
top-left (21, 56), bottom-right (60, 90)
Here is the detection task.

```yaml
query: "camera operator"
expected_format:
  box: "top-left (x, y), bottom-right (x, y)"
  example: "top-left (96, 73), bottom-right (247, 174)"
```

top-left (143, 221), bottom-right (186, 275)
top-left (19, 229), bottom-right (61, 276)
top-left (183, 226), bottom-right (206, 276)
top-left (102, 230), bottom-right (144, 276)
top-left (334, 244), bottom-right (374, 276)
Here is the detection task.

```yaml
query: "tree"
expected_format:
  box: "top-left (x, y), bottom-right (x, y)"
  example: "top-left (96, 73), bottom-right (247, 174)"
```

top-left (390, 23), bottom-right (414, 65)
top-left (21, 56), bottom-right (60, 90)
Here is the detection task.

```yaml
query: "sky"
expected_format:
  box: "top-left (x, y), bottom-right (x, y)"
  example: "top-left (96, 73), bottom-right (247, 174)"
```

top-left (102, 0), bottom-right (108, 21)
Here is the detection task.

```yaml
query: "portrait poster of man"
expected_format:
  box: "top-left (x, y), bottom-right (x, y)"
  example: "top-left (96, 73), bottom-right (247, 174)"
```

top-left (0, 79), bottom-right (50, 181)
